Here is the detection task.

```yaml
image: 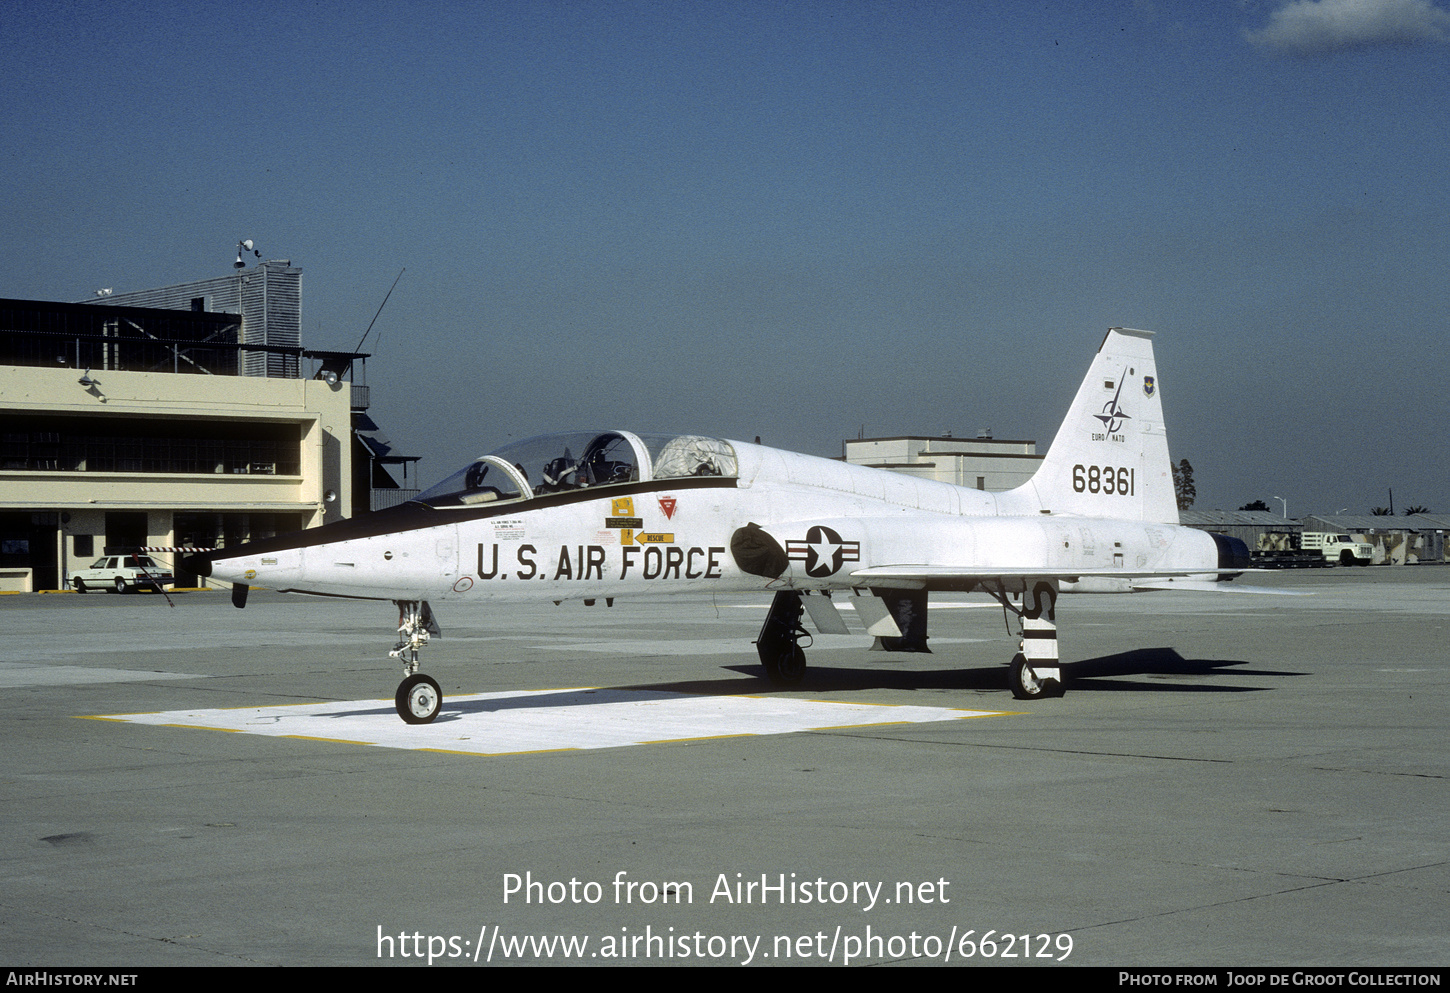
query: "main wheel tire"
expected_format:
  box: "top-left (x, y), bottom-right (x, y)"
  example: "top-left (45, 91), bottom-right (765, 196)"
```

top-left (113, 577), bottom-right (127, 594)
top-left (763, 645), bottom-right (807, 686)
top-left (395, 673), bottom-right (443, 724)
top-left (73, 578), bottom-right (87, 593)
top-left (1009, 653), bottom-right (1063, 700)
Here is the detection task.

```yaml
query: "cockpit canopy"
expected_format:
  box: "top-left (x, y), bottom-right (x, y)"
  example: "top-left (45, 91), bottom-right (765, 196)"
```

top-left (414, 430), bottom-right (739, 510)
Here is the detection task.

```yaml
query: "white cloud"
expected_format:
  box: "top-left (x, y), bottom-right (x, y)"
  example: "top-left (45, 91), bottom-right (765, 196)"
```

top-left (1244, 0), bottom-right (1450, 53)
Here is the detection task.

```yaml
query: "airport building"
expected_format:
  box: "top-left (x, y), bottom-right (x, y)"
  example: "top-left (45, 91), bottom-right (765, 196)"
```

top-left (1178, 509), bottom-right (1300, 549)
top-left (842, 434), bottom-right (1041, 491)
top-left (1179, 510), bottom-right (1448, 565)
top-left (0, 262), bottom-right (418, 592)
top-left (1300, 513), bottom-right (1450, 565)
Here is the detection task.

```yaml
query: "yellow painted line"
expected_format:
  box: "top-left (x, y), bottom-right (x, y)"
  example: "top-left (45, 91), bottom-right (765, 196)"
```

top-left (281, 735), bottom-right (373, 746)
top-left (420, 746), bottom-right (584, 757)
top-left (639, 733), bottom-right (756, 745)
top-left (811, 720), bottom-right (914, 731)
top-left (810, 695), bottom-right (999, 714)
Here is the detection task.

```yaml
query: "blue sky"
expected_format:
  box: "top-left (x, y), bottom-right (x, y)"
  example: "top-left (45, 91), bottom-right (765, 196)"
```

top-left (3, 0), bottom-right (1446, 515)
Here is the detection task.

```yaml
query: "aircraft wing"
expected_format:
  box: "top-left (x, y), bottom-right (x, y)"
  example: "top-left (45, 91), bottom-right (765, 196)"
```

top-left (1126, 578), bottom-right (1306, 595)
top-left (849, 565), bottom-right (1307, 595)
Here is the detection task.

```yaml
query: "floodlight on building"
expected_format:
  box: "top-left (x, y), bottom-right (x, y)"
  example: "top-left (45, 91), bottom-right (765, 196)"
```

top-left (234, 239), bottom-right (262, 269)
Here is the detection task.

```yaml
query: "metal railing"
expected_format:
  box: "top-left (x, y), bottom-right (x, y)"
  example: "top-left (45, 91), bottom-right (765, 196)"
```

top-left (371, 488), bottom-right (420, 512)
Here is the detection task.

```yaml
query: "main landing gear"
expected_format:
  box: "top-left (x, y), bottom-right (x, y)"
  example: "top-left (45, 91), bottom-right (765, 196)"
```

top-left (755, 590), bottom-right (810, 686)
top-left (391, 600), bottom-right (443, 724)
top-left (986, 581), bottom-right (1066, 700)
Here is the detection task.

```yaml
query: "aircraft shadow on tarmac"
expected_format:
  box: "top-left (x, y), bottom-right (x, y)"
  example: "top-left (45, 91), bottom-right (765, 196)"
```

top-left (318, 647), bottom-right (1302, 722)
top-left (602, 646), bottom-right (1300, 697)
top-left (692, 646), bottom-right (1303, 695)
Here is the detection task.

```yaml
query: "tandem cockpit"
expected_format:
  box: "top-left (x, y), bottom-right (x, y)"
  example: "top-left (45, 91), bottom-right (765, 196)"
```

top-left (412, 430), bottom-right (740, 509)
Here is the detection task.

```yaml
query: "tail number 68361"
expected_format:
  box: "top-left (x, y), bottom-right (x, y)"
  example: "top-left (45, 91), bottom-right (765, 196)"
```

top-left (1072, 464), bottom-right (1134, 496)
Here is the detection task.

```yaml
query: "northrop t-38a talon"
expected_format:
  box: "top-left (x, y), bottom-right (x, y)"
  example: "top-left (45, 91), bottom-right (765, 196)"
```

top-left (187, 328), bottom-right (1261, 724)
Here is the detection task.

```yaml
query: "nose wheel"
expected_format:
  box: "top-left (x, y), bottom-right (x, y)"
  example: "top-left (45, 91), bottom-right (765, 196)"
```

top-left (396, 673), bottom-right (442, 724)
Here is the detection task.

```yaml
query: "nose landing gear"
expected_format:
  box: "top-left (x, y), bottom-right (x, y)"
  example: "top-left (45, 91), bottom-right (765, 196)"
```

top-left (391, 600), bottom-right (443, 723)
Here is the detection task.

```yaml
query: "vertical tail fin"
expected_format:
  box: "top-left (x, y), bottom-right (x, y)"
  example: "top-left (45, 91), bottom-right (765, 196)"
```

top-left (1018, 328), bottom-right (1178, 523)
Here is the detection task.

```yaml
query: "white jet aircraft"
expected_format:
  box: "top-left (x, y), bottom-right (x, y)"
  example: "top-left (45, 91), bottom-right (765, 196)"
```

top-left (189, 328), bottom-right (1256, 724)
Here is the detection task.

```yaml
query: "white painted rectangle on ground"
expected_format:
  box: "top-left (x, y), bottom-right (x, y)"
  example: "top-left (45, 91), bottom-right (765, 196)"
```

top-left (91, 688), bottom-right (1003, 756)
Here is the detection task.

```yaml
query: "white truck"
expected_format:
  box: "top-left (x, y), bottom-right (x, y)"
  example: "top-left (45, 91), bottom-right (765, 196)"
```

top-left (1301, 532), bottom-right (1374, 566)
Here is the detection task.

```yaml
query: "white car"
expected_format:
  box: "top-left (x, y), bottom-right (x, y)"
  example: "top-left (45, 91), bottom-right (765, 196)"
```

top-left (71, 555), bottom-right (174, 593)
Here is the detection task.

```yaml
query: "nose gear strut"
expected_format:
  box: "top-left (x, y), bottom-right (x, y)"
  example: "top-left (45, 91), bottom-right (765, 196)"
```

top-left (391, 600), bottom-right (443, 723)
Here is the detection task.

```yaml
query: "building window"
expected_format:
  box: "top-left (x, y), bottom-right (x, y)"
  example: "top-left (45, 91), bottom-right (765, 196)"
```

top-left (0, 416), bottom-right (301, 476)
